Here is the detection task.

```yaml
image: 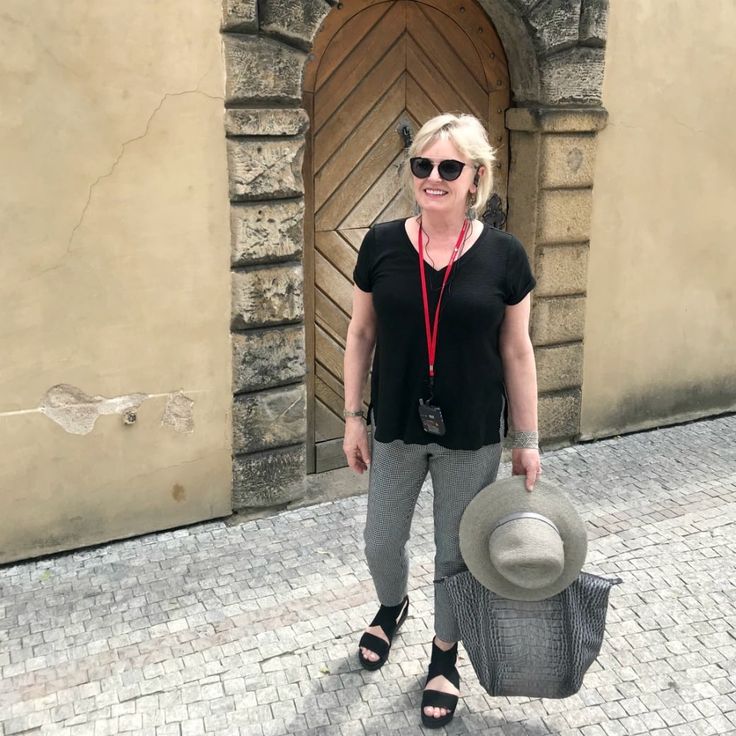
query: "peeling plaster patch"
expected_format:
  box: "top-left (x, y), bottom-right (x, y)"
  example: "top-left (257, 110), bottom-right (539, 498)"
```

top-left (39, 384), bottom-right (147, 435)
top-left (3, 386), bottom-right (204, 432)
top-left (161, 392), bottom-right (195, 434)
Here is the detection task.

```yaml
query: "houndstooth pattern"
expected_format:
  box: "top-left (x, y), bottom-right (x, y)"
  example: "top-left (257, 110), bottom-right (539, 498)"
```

top-left (364, 436), bottom-right (503, 641)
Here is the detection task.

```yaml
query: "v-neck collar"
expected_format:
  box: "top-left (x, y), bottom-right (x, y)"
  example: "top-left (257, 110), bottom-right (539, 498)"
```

top-left (402, 219), bottom-right (486, 272)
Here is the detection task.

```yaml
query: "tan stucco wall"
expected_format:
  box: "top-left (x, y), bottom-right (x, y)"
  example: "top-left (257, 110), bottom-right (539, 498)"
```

top-left (581, 1), bottom-right (736, 438)
top-left (0, 2), bottom-right (232, 562)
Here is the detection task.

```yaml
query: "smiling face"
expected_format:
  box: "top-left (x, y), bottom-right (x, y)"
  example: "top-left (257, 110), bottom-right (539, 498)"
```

top-left (412, 137), bottom-right (477, 219)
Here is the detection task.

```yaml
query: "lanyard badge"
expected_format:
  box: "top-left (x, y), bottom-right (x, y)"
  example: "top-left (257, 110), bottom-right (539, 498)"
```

top-left (417, 220), bottom-right (468, 436)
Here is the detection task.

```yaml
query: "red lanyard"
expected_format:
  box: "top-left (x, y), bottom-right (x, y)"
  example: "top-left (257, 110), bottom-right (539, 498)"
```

top-left (418, 220), bottom-right (468, 381)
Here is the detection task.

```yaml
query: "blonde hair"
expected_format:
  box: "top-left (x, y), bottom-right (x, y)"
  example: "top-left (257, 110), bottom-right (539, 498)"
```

top-left (404, 113), bottom-right (496, 215)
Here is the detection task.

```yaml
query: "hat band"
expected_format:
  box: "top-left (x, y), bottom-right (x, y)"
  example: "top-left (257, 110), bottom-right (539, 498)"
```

top-left (492, 511), bottom-right (560, 535)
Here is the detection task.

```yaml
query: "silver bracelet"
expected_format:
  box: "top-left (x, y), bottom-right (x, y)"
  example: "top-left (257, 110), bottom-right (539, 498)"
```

top-left (510, 430), bottom-right (539, 449)
top-left (343, 409), bottom-right (366, 419)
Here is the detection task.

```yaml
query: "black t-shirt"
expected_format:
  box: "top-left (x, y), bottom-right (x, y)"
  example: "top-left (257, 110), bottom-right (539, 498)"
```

top-left (353, 218), bottom-right (535, 450)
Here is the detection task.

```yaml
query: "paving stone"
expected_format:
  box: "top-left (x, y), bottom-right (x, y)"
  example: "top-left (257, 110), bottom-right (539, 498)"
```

top-left (0, 415), bottom-right (734, 735)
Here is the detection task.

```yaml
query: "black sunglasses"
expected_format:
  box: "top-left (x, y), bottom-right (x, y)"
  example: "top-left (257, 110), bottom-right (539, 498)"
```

top-left (409, 157), bottom-right (467, 182)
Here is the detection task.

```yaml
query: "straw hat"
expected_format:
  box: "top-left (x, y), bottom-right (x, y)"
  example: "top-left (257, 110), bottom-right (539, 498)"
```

top-left (459, 476), bottom-right (588, 601)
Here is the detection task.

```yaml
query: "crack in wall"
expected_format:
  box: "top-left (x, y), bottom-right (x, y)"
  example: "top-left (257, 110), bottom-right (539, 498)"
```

top-left (67, 78), bottom-right (224, 252)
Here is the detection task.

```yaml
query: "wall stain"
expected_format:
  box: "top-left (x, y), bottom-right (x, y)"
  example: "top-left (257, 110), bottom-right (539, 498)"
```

top-left (567, 147), bottom-right (584, 172)
top-left (172, 484), bottom-right (186, 502)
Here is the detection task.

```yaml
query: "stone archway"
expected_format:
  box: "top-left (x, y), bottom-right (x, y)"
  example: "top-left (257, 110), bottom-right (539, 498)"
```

top-left (221, 0), bottom-right (609, 510)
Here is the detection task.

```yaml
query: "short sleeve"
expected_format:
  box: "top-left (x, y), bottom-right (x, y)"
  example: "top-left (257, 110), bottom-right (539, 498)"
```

top-left (504, 236), bottom-right (536, 305)
top-left (353, 227), bottom-right (376, 292)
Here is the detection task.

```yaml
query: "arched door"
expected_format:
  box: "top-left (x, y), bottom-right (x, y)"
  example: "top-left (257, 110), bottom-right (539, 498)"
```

top-left (303, 0), bottom-right (510, 472)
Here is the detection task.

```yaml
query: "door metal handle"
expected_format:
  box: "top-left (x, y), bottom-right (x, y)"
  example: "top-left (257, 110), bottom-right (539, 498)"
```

top-left (397, 120), bottom-right (413, 149)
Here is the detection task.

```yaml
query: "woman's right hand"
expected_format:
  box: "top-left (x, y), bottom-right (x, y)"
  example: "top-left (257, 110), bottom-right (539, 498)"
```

top-left (343, 417), bottom-right (371, 474)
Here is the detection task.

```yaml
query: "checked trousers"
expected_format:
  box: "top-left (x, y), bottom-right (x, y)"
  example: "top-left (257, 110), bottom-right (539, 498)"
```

top-left (364, 435), bottom-right (502, 642)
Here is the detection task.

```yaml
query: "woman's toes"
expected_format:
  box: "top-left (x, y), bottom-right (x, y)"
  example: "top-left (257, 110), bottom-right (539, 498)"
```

top-left (360, 647), bottom-right (378, 662)
top-left (424, 706), bottom-right (446, 718)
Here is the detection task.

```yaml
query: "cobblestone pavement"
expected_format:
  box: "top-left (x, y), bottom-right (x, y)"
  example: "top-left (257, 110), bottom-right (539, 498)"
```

top-left (2, 415), bottom-right (736, 736)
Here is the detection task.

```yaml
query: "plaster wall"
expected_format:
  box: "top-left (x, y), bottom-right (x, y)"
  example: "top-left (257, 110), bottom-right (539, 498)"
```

top-left (581, 0), bottom-right (736, 437)
top-left (0, 2), bottom-right (232, 562)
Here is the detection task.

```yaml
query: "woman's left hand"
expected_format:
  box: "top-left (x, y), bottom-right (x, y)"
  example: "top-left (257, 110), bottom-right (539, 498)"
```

top-left (512, 448), bottom-right (542, 492)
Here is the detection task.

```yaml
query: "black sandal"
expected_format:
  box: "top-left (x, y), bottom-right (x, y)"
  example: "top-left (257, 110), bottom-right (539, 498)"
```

top-left (420, 638), bottom-right (460, 729)
top-left (357, 595), bottom-right (409, 671)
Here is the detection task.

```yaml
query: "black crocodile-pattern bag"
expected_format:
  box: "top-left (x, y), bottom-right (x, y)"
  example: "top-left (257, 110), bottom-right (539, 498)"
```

top-left (444, 571), bottom-right (620, 698)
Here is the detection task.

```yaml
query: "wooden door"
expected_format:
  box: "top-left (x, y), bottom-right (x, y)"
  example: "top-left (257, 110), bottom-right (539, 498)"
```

top-left (303, 0), bottom-right (510, 472)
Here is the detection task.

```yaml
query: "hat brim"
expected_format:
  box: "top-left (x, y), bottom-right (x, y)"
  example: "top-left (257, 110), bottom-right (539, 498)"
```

top-left (459, 476), bottom-right (587, 601)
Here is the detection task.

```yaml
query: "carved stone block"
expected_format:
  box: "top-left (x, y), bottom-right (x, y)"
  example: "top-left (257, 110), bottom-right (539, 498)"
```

top-left (224, 35), bottom-right (306, 104)
top-left (531, 296), bottom-right (586, 345)
top-left (259, 0), bottom-right (333, 50)
top-left (232, 444), bottom-right (306, 508)
top-left (580, 0), bottom-right (608, 45)
top-left (535, 343), bottom-right (584, 393)
top-left (225, 108), bottom-right (310, 137)
top-left (231, 199), bottom-right (304, 266)
top-left (540, 47), bottom-right (605, 105)
top-left (537, 188), bottom-right (592, 244)
top-left (232, 325), bottom-right (306, 393)
top-left (535, 243), bottom-right (589, 297)
top-left (540, 134), bottom-right (597, 189)
top-left (227, 138), bottom-right (305, 201)
top-left (221, 0), bottom-right (258, 32)
top-left (233, 384), bottom-right (306, 453)
top-left (539, 389), bottom-right (582, 442)
top-left (528, 0), bottom-right (582, 55)
top-left (231, 264), bottom-right (303, 329)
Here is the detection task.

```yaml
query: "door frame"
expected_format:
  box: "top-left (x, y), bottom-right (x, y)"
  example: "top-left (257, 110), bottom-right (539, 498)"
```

top-left (221, 0), bottom-right (609, 504)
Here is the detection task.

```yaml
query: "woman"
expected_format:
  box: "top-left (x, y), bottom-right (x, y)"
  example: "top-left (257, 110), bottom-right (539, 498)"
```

top-left (342, 113), bottom-right (541, 728)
